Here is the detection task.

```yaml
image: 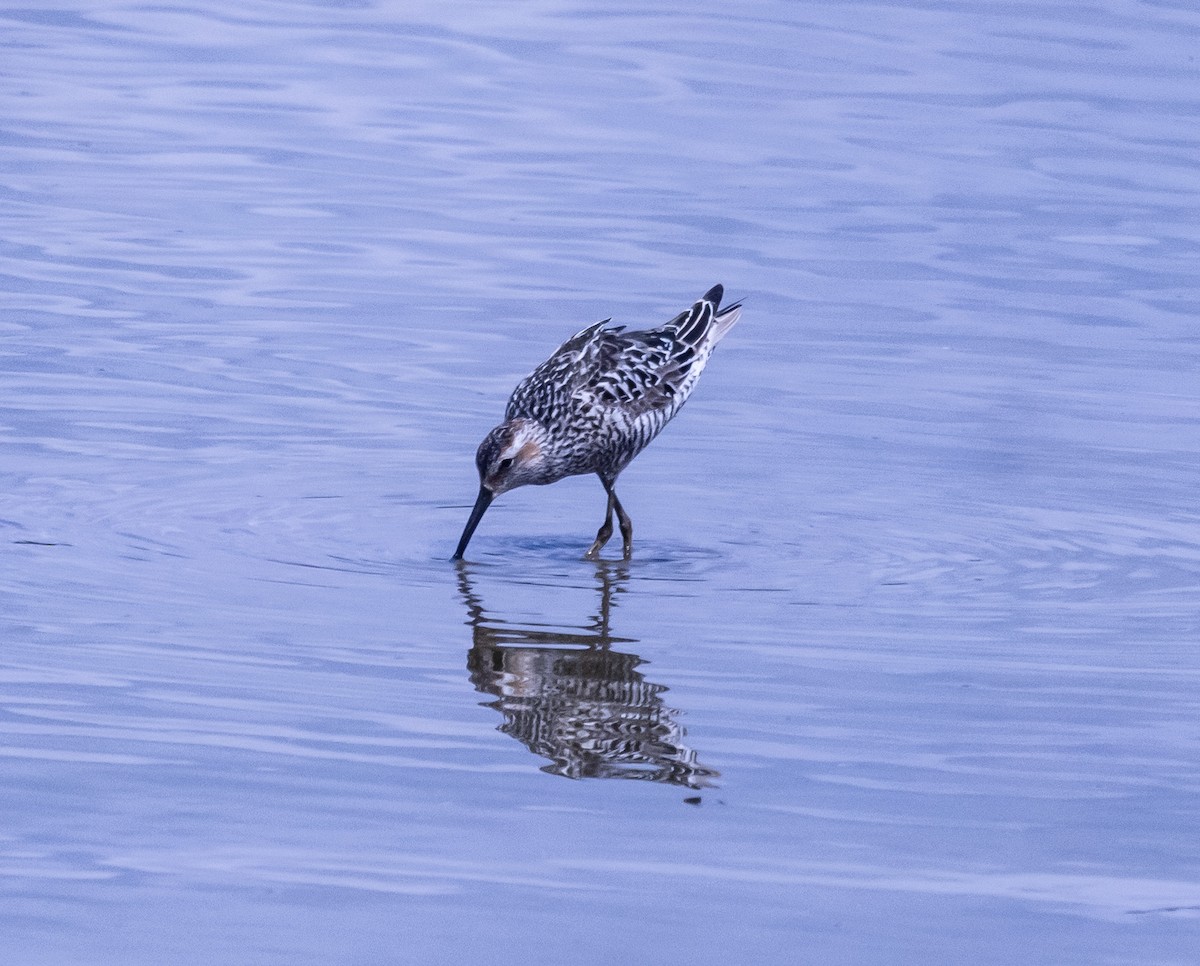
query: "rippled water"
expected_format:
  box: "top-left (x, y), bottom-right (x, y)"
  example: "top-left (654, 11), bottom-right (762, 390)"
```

top-left (3, 2), bottom-right (1199, 963)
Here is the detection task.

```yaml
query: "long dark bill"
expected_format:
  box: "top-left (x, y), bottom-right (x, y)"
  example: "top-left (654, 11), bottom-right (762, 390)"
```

top-left (451, 486), bottom-right (494, 560)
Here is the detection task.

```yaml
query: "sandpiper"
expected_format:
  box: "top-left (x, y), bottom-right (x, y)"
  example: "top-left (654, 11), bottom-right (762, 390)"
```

top-left (453, 284), bottom-right (741, 561)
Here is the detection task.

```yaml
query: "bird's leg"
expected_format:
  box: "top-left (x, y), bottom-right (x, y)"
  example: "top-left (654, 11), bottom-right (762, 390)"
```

top-left (610, 489), bottom-right (633, 561)
top-left (585, 486), bottom-right (616, 560)
top-left (586, 477), bottom-right (633, 561)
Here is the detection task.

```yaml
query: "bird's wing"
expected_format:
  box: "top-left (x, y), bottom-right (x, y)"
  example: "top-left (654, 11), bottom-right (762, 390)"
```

top-left (576, 328), bottom-right (694, 416)
top-left (577, 289), bottom-right (727, 417)
top-left (506, 286), bottom-right (737, 423)
top-left (505, 319), bottom-right (622, 422)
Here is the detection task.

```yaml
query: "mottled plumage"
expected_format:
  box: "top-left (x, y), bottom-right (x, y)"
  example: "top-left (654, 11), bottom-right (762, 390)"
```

top-left (453, 284), bottom-right (741, 560)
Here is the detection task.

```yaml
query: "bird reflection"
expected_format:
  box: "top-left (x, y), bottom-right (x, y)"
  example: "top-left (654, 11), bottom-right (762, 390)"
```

top-left (457, 563), bottom-right (717, 788)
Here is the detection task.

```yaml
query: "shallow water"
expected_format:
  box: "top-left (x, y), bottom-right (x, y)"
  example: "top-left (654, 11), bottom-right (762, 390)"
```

top-left (3, 1), bottom-right (1199, 963)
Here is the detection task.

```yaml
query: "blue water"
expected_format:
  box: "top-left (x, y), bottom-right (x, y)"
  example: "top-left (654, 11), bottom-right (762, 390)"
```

top-left (3, 2), bottom-right (1199, 963)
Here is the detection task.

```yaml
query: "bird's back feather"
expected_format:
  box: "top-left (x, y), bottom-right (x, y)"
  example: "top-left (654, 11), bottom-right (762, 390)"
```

top-left (504, 285), bottom-right (738, 478)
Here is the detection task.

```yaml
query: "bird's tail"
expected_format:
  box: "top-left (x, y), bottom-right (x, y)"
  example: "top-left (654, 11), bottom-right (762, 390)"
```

top-left (702, 284), bottom-right (741, 344)
top-left (673, 284), bottom-right (742, 346)
top-left (712, 300), bottom-right (741, 343)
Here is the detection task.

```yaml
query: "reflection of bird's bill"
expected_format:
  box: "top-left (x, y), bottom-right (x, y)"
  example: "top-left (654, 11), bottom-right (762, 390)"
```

top-left (451, 486), bottom-right (493, 560)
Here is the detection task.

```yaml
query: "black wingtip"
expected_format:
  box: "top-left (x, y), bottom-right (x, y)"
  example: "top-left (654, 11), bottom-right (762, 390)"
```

top-left (701, 284), bottom-right (723, 307)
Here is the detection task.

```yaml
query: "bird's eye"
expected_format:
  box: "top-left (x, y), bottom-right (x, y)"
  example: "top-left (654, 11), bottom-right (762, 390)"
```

top-left (497, 457), bottom-right (514, 473)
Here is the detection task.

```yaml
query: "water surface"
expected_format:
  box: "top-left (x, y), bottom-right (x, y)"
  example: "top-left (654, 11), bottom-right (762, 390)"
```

top-left (2, 1), bottom-right (1199, 963)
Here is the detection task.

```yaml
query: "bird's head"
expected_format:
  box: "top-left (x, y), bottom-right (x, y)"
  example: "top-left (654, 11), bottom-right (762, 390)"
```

top-left (474, 418), bottom-right (548, 495)
top-left (452, 419), bottom-right (548, 560)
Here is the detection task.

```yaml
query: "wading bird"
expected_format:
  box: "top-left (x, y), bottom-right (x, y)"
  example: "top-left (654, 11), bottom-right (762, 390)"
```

top-left (453, 284), bottom-right (741, 561)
